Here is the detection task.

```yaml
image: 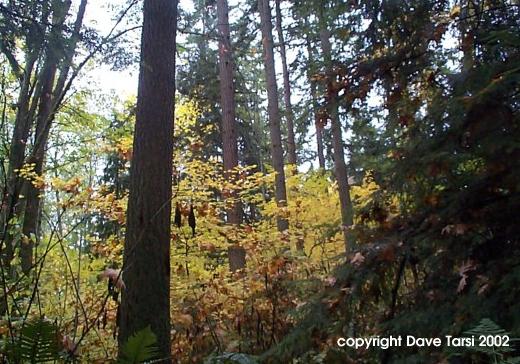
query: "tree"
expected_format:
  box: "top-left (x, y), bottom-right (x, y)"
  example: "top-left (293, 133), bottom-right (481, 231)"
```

top-left (21, 0), bottom-right (88, 274)
top-left (274, 0), bottom-right (297, 166)
top-left (118, 0), bottom-right (177, 360)
top-left (0, 0), bottom-right (52, 273)
top-left (258, 0), bottom-right (288, 232)
top-left (216, 0), bottom-right (246, 271)
top-left (306, 33), bottom-right (326, 170)
top-left (319, 24), bottom-right (354, 252)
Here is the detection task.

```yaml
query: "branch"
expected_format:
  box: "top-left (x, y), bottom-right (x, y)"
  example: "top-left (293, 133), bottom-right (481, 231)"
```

top-left (0, 40), bottom-right (22, 80)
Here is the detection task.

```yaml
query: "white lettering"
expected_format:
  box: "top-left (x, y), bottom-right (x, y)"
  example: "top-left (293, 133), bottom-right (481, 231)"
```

top-left (406, 336), bottom-right (442, 347)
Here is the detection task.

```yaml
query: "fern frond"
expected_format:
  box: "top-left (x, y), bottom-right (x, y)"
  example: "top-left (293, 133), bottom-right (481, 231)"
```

top-left (7, 318), bottom-right (60, 363)
top-left (118, 326), bottom-right (159, 364)
top-left (463, 318), bottom-right (519, 363)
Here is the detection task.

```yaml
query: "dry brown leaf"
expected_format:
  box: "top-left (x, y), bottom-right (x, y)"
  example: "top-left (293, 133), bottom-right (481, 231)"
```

top-left (456, 260), bottom-right (477, 293)
top-left (477, 275), bottom-right (490, 295)
top-left (457, 275), bottom-right (468, 294)
top-left (377, 245), bottom-right (396, 262)
top-left (61, 335), bottom-right (76, 353)
top-left (175, 314), bottom-right (193, 328)
top-left (323, 276), bottom-right (337, 287)
top-left (350, 252), bottom-right (365, 266)
top-left (442, 223), bottom-right (469, 236)
top-left (99, 268), bottom-right (126, 290)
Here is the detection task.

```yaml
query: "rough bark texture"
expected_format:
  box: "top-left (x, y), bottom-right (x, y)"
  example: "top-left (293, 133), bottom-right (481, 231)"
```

top-left (320, 28), bottom-right (355, 253)
top-left (118, 0), bottom-right (177, 360)
top-left (216, 0), bottom-right (245, 271)
top-left (259, 0), bottom-right (288, 232)
top-left (274, 0), bottom-right (297, 166)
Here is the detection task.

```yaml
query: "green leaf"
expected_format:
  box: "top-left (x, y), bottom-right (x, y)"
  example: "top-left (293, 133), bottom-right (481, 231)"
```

top-left (6, 318), bottom-right (60, 363)
top-left (462, 318), bottom-right (520, 363)
top-left (118, 326), bottom-right (159, 364)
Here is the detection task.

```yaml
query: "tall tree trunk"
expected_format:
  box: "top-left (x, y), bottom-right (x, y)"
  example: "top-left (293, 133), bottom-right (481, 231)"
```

top-left (0, 46), bottom-right (43, 271)
top-left (320, 28), bottom-right (355, 253)
top-left (0, 1), bottom-right (52, 317)
top-left (459, 4), bottom-right (474, 73)
top-left (312, 81), bottom-right (326, 169)
top-left (274, 0), bottom-right (297, 166)
top-left (1, 71), bottom-right (33, 270)
top-left (20, 0), bottom-right (87, 274)
top-left (0, 0), bottom-right (50, 239)
top-left (20, 59), bottom-right (57, 274)
top-left (259, 0), bottom-right (288, 232)
top-left (118, 0), bottom-right (177, 360)
top-left (50, 0), bottom-right (88, 112)
top-left (217, 0), bottom-right (246, 271)
top-left (306, 35), bottom-right (326, 170)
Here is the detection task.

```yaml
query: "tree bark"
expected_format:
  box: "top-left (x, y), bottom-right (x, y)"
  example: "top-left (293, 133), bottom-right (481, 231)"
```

top-left (20, 0), bottom-right (87, 274)
top-left (0, 43), bottom-right (42, 271)
top-left (118, 0), bottom-right (177, 360)
top-left (217, 0), bottom-right (246, 271)
top-left (259, 0), bottom-right (288, 232)
top-left (312, 81), bottom-right (326, 170)
top-left (20, 58), bottom-right (56, 274)
top-left (274, 0), bottom-right (297, 166)
top-left (320, 28), bottom-right (355, 253)
top-left (0, 1), bottom-right (50, 234)
top-left (306, 35), bottom-right (326, 170)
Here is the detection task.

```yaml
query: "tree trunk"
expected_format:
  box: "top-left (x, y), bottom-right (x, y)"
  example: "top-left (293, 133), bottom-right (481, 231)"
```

top-left (306, 36), bottom-right (326, 169)
top-left (20, 0), bottom-right (86, 274)
top-left (0, 1), bottom-right (50, 246)
top-left (216, 0), bottom-right (246, 271)
top-left (312, 81), bottom-right (326, 170)
top-left (0, 51), bottom-right (40, 271)
top-left (320, 28), bottom-right (355, 253)
top-left (259, 0), bottom-right (288, 232)
top-left (20, 58), bottom-right (57, 274)
top-left (274, 0), bottom-right (297, 166)
top-left (118, 0), bottom-right (177, 360)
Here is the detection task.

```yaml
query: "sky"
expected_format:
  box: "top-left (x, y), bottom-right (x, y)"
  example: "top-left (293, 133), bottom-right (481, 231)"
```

top-left (79, 0), bottom-right (455, 171)
top-left (77, 0), bottom-right (338, 171)
top-left (79, 0), bottom-right (140, 99)
top-left (78, 0), bottom-right (462, 173)
top-left (79, 0), bottom-right (278, 100)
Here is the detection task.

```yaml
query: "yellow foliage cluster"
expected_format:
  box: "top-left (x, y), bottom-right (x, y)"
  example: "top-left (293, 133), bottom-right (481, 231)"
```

top-left (5, 97), bottom-right (391, 362)
top-left (15, 163), bottom-right (45, 189)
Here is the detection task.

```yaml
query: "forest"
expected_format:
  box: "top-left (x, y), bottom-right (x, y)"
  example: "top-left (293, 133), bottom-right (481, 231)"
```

top-left (0, 0), bottom-right (519, 363)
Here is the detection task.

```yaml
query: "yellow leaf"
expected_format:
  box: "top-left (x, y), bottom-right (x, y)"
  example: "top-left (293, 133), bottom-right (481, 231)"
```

top-left (450, 5), bottom-right (461, 18)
